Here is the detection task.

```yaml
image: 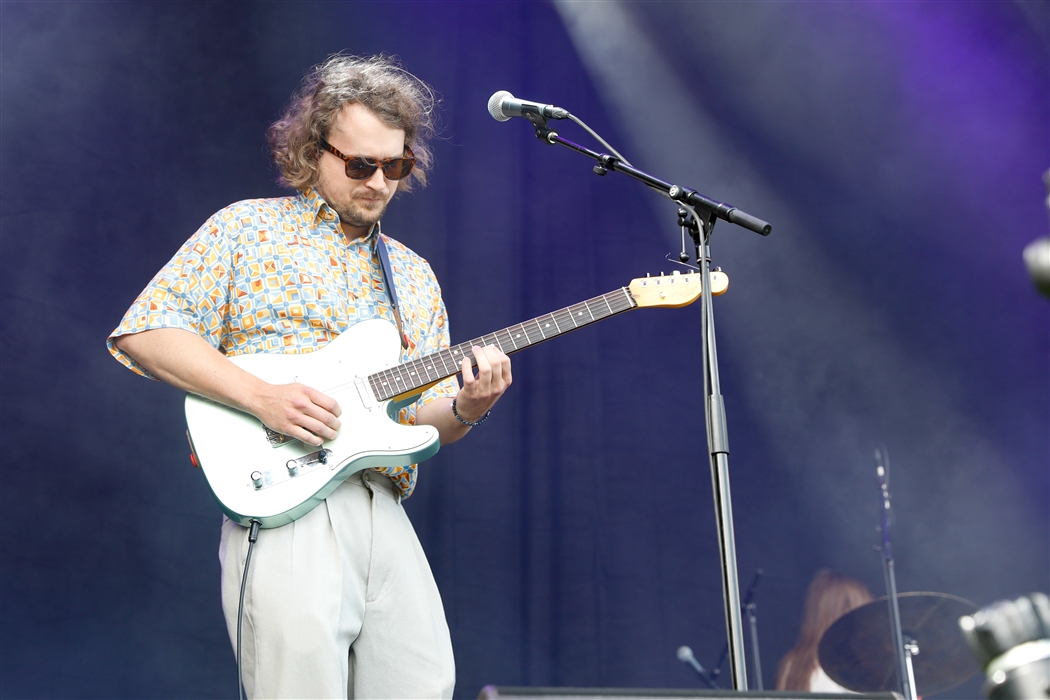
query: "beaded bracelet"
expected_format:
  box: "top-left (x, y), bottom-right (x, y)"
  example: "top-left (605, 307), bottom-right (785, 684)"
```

top-left (451, 398), bottom-right (490, 427)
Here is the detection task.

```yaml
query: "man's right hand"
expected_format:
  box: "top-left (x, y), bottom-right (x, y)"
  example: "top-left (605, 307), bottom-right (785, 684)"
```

top-left (245, 382), bottom-right (341, 446)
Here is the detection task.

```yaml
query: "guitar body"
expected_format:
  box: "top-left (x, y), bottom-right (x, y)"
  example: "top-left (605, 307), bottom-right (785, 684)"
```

top-left (185, 318), bottom-right (439, 529)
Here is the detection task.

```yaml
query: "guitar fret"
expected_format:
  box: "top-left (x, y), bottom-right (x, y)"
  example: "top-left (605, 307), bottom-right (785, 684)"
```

top-left (619, 287), bottom-right (636, 311)
top-left (494, 328), bottom-right (515, 352)
top-left (551, 307), bottom-right (572, 331)
top-left (437, 349), bottom-right (457, 375)
top-left (510, 324), bottom-right (528, 349)
top-left (587, 298), bottom-right (601, 319)
top-left (533, 318), bottom-right (547, 342)
top-left (407, 361), bottom-right (425, 387)
top-left (549, 312), bottom-right (562, 334)
top-left (565, 303), bottom-right (583, 327)
top-left (450, 344), bottom-right (469, 373)
top-left (376, 368), bottom-right (392, 393)
top-left (418, 357), bottom-right (437, 384)
top-left (482, 333), bottom-right (504, 353)
top-left (516, 319), bottom-right (533, 344)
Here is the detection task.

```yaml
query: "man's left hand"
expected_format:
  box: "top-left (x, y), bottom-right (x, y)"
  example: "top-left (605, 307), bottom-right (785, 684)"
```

top-left (454, 344), bottom-right (512, 422)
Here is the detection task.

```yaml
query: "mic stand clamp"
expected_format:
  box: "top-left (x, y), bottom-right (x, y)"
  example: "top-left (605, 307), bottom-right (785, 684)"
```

top-left (531, 118), bottom-right (558, 145)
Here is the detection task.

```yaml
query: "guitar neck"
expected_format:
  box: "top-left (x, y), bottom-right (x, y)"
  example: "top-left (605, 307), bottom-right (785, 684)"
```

top-left (368, 286), bottom-right (638, 402)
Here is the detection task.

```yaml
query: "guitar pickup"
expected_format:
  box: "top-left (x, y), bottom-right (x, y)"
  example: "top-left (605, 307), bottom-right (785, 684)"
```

top-left (354, 376), bottom-right (375, 409)
top-left (250, 448), bottom-right (334, 490)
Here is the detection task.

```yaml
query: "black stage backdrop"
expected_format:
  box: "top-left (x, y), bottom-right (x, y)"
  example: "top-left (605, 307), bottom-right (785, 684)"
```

top-left (2, 2), bottom-right (1047, 698)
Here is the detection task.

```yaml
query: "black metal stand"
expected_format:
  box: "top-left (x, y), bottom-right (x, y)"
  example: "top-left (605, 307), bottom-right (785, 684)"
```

top-left (690, 208), bottom-right (747, 690)
top-left (743, 571), bottom-right (765, 690)
top-left (521, 116), bottom-right (771, 691)
top-left (875, 447), bottom-right (917, 700)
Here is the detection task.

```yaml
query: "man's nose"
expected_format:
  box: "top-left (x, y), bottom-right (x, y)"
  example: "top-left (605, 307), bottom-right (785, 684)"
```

top-left (364, 167), bottom-right (389, 190)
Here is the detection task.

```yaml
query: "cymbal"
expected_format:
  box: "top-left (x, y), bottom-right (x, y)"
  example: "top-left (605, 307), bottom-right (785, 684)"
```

top-left (818, 592), bottom-right (980, 695)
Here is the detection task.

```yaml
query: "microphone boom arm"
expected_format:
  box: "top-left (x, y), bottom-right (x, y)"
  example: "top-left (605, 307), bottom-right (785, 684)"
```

top-left (535, 129), bottom-right (771, 236)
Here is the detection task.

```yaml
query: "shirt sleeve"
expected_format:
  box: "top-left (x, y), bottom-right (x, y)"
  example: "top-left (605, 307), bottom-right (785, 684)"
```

top-left (107, 211), bottom-right (234, 379)
top-left (393, 255), bottom-right (459, 426)
top-left (415, 296), bottom-right (461, 408)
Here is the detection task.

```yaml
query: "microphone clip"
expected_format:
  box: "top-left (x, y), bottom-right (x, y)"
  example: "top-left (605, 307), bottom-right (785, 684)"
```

top-left (526, 114), bottom-right (559, 144)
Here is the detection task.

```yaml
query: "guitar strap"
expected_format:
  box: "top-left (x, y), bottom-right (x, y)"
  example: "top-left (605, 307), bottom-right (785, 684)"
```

top-left (374, 223), bottom-right (409, 350)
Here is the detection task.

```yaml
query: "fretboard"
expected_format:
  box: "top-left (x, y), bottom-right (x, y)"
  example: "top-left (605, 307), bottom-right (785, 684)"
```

top-left (368, 285), bottom-right (638, 402)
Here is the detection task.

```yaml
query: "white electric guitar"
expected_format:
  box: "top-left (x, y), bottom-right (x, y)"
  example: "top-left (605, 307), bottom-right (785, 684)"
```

top-left (185, 270), bottom-right (727, 528)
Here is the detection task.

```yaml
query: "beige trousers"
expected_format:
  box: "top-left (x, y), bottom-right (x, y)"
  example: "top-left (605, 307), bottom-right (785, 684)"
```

top-left (219, 470), bottom-right (455, 699)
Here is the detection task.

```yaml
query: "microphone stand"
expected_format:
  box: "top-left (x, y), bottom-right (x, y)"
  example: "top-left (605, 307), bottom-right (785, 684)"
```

top-left (525, 117), bottom-right (771, 690)
top-left (875, 447), bottom-right (917, 700)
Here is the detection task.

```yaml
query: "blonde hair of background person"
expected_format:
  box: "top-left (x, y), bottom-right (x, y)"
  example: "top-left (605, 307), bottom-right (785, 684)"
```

top-left (776, 569), bottom-right (874, 691)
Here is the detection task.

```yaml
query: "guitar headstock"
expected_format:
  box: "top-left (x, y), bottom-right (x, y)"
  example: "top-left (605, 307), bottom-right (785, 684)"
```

top-left (628, 270), bottom-right (729, 308)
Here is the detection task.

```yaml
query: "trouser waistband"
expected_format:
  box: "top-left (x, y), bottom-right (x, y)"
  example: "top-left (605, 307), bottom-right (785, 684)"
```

top-left (348, 469), bottom-right (402, 504)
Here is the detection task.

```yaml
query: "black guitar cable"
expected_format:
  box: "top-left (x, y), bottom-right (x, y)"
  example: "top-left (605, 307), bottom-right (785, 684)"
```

top-left (237, 520), bottom-right (262, 700)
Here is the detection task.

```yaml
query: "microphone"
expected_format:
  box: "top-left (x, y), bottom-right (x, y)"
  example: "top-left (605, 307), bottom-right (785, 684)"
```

top-left (677, 645), bottom-right (720, 688)
top-left (677, 645), bottom-right (708, 676)
top-left (488, 90), bottom-right (569, 122)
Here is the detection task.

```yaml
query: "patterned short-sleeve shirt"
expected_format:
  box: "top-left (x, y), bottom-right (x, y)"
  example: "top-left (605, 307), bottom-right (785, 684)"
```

top-left (108, 187), bottom-right (458, 497)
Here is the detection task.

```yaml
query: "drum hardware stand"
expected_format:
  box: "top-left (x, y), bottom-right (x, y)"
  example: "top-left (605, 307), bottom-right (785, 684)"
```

top-left (875, 446), bottom-right (918, 700)
top-left (520, 113), bottom-right (771, 689)
top-left (745, 602), bottom-right (763, 689)
top-left (744, 571), bottom-right (765, 690)
top-left (704, 568), bottom-right (765, 689)
top-left (903, 636), bottom-right (920, 697)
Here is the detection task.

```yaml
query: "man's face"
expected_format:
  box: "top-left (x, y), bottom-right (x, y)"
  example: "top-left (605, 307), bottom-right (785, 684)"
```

top-left (316, 102), bottom-right (406, 239)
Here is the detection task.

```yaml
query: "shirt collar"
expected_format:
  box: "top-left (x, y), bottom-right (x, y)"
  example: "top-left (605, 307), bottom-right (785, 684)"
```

top-left (299, 187), bottom-right (333, 224)
top-left (298, 187), bottom-right (380, 244)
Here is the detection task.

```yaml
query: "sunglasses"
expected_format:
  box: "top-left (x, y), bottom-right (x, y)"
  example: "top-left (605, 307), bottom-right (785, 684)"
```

top-left (320, 139), bottom-right (416, 181)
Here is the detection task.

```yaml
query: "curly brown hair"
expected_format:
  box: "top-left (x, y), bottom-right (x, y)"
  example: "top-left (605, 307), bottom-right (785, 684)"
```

top-left (267, 53), bottom-right (437, 193)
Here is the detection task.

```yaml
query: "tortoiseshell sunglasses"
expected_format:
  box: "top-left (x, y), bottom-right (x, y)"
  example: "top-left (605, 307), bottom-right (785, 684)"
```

top-left (319, 139), bottom-right (416, 180)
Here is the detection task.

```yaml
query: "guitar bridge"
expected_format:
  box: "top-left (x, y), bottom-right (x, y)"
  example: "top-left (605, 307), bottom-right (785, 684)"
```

top-left (250, 448), bottom-right (334, 490)
top-left (264, 426), bottom-right (294, 447)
